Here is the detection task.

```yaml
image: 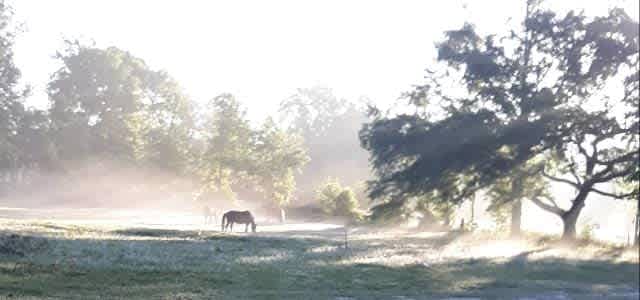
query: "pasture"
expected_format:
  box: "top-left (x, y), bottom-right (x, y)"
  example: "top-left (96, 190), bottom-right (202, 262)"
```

top-left (0, 209), bottom-right (638, 299)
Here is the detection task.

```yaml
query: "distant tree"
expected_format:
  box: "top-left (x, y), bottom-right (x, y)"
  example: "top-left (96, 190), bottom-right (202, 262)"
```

top-left (48, 42), bottom-right (151, 163)
top-left (0, 2), bottom-right (55, 194)
top-left (48, 42), bottom-right (197, 171)
top-left (196, 94), bottom-right (254, 201)
top-left (279, 86), bottom-right (370, 202)
top-left (359, 1), bottom-right (638, 240)
top-left (252, 118), bottom-right (309, 219)
top-left (141, 70), bottom-right (195, 175)
top-left (280, 85), bottom-right (347, 138)
top-left (0, 1), bottom-right (25, 177)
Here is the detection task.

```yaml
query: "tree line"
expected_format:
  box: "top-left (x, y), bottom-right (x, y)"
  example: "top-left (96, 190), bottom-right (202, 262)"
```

top-left (0, 1), bottom-right (371, 216)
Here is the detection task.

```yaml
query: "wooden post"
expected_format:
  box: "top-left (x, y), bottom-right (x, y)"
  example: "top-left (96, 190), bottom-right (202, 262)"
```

top-left (344, 226), bottom-right (349, 251)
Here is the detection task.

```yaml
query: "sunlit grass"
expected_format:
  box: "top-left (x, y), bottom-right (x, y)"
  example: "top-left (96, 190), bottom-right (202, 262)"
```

top-left (0, 218), bottom-right (638, 299)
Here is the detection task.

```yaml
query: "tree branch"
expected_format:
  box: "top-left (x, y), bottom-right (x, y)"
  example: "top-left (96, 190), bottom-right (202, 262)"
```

top-left (567, 157), bottom-right (582, 185)
top-left (529, 196), bottom-right (566, 216)
top-left (595, 151), bottom-right (637, 167)
top-left (595, 163), bottom-right (638, 184)
top-left (541, 169), bottom-right (580, 189)
top-left (589, 187), bottom-right (637, 199)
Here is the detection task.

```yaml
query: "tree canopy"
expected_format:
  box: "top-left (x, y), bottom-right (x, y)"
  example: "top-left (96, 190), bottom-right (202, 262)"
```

top-left (360, 1), bottom-right (639, 240)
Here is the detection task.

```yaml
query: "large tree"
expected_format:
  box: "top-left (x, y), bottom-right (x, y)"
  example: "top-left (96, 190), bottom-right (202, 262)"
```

top-left (48, 42), bottom-right (196, 172)
top-left (360, 1), bottom-right (638, 240)
top-left (48, 42), bottom-right (150, 163)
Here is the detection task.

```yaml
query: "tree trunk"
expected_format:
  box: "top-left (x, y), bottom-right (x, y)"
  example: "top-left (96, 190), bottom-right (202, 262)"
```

top-left (561, 211), bottom-right (579, 241)
top-left (280, 208), bottom-right (286, 224)
top-left (561, 189), bottom-right (589, 241)
top-left (470, 194), bottom-right (476, 223)
top-left (510, 176), bottom-right (524, 237)
top-left (443, 212), bottom-right (452, 228)
top-left (510, 199), bottom-right (522, 237)
top-left (419, 208), bottom-right (439, 229)
top-left (634, 200), bottom-right (639, 247)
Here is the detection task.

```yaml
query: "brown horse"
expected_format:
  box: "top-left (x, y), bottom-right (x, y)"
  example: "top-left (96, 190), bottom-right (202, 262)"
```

top-left (221, 210), bottom-right (257, 233)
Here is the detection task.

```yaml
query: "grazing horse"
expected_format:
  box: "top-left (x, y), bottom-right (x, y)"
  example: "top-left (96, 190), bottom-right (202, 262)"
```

top-left (221, 210), bottom-right (257, 233)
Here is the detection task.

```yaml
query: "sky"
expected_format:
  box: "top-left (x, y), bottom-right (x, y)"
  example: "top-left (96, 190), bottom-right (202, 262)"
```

top-left (8, 0), bottom-right (640, 122)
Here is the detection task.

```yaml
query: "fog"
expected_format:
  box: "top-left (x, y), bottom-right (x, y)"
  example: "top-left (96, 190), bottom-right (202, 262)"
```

top-left (1, 0), bottom-right (638, 247)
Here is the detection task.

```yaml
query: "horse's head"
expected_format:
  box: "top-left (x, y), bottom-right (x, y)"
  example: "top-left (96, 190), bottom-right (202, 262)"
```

top-left (251, 222), bottom-right (257, 233)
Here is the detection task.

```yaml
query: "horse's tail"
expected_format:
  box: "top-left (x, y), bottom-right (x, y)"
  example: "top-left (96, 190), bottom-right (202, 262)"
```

top-left (221, 213), bottom-right (227, 232)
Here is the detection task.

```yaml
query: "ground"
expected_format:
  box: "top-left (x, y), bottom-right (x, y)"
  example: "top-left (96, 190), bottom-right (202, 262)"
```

top-left (0, 209), bottom-right (638, 299)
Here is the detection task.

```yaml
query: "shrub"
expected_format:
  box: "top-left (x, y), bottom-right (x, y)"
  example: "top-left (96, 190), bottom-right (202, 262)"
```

top-left (580, 221), bottom-right (599, 241)
top-left (315, 178), bottom-right (363, 221)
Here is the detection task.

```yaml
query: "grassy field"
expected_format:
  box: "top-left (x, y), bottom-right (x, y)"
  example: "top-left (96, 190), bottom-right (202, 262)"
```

top-left (0, 217), bottom-right (638, 299)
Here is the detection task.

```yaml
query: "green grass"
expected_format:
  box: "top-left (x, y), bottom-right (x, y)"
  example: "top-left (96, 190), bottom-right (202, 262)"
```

top-left (0, 221), bottom-right (638, 299)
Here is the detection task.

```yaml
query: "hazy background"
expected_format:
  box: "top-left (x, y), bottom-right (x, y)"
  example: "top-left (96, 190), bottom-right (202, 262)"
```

top-left (1, 0), bottom-right (638, 244)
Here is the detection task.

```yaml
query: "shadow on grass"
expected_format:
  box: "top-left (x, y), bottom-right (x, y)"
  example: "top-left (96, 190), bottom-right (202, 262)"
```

top-left (0, 228), bottom-right (638, 299)
top-left (111, 228), bottom-right (202, 239)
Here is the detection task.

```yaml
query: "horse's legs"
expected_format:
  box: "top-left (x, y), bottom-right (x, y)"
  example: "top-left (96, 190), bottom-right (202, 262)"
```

top-left (245, 224), bottom-right (248, 232)
top-left (230, 222), bottom-right (233, 232)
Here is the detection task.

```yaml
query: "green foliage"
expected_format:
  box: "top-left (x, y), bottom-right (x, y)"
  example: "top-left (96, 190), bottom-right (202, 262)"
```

top-left (196, 94), bottom-right (254, 200)
top-left (49, 43), bottom-right (146, 162)
top-left (48, 41), bottom-right (196, 173)
top-left (193, 97), bottom-right (309, 206)
top-left (252, 118), bottom-right (309, 208)
top-left (580, 221), bottom-right (598, 241)
top-left (0, 1), bottom-right (56, 194)
top-left (489, 204), bottom-right (510, 232)
top-left (315, 178), bottom-right (363, 221)
top-left (0, 1), bottom-right (26, 172)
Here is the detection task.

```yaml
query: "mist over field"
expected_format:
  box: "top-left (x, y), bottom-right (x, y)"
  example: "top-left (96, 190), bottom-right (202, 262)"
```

top-left (1, 0), bottom-right (639, 299)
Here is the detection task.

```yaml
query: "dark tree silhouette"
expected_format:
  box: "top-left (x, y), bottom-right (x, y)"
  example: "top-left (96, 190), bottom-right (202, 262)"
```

top-left (360, 1), bottom-right (639, 240)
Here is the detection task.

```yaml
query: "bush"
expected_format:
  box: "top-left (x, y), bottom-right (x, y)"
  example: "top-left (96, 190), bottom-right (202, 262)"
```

top-left (580, 221), bottom-right (599, 241)
top-left (315, 178), bottom-right (363, 221)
